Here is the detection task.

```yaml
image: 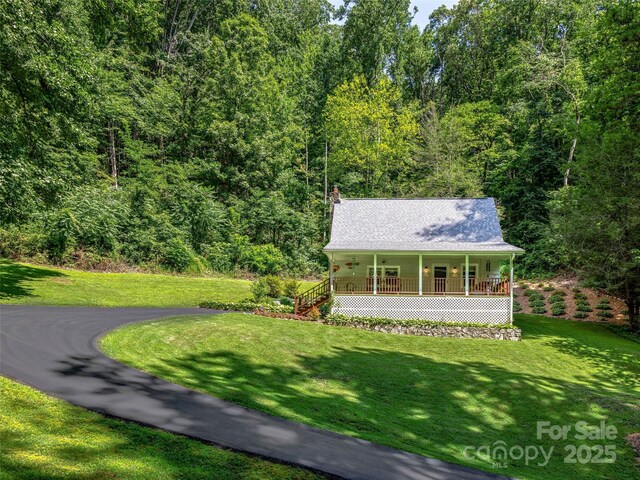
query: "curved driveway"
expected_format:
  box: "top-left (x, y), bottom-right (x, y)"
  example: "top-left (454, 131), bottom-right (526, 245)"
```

top-left (0, 305), bottom-right (508, 480)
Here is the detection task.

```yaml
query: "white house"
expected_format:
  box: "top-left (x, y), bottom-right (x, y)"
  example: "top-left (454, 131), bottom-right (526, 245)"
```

top-left (295, 189), bottom-right (524, 325)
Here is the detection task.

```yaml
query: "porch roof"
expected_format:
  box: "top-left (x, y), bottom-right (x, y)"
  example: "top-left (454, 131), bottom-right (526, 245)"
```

top-left (324, 197), bottom-right (524, 254)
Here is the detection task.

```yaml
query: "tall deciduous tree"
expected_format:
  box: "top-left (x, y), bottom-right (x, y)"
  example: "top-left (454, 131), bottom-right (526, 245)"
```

top-left (324, 75), bottom-right (418, 196)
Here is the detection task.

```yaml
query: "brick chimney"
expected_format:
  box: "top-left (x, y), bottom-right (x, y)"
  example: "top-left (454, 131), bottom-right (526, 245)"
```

top-left (329, 185), bottom-right (341, 206)
top-left (328, 186), bottom-right (340, 237)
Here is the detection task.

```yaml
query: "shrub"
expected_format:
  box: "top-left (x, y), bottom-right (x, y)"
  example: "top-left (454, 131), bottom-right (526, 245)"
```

top-left (552, 290), bottom-right (567, 297)
top-left (264, 275), bottom-right (284, 298)
top-left (548, 295), bottom-right (565, 304)
top-left (529, 299), bottom-right (546, 308)
top-left (523, 289), bottom-right (536, 297)
top-left (284, 278), bottom-right (301, 298)
top-left (199, 300), bottom-right (294, 313)
top-left (574, 292), bottom-right (587, 301)
top-left (324, 314), bottom-right (518, 329)
top-left (250, 278), bottom-right (270, 302)
top-left (162, 239), bottom-right (192, 272)
top-left (538, 282), bottom-right (544, 287)
top-left (551, 305), bottom-right (566, 316)
top-left (596, 311), bottom-right (613, 318)
top-left (307, 306), bottom-right (321, 320)
top-left (279, 296), bottom-right (294, 307)
top-left (576, 303), bottom-right (593, 312)
top-left (319, 299), bottom-right (333, 318)
top-left (573, 312), bottom-right (588, 319)
top-left (242, 244), bottom-right (285, 275)
top-left (596, 299), bottom-right (612, 310)
top-left (513, 301), bottom-right (522, 312)
top-left (572, 287), bottom-right (582, 293)
top-left (532, 306), bottom-right (547, 314)
top-left (543, 286), bottom-right (554, 291)
top-left (203, 242), bottom-right (235, 272)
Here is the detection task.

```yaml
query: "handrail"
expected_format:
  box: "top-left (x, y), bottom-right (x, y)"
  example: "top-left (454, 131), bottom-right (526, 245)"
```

top-left (332, 276), bottom-right (509, 295)
top-left (295, 279), bottom-right (331, 313)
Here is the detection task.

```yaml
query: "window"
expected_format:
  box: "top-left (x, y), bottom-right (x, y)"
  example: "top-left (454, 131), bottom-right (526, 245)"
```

top-left (367, 266), bottom-right (400, 278)
top-left (461, 264), bottom-right (478, 279)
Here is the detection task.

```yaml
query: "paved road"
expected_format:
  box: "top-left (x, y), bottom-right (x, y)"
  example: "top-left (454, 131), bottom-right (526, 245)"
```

top-left (0, 305), bottom-right (509, 480)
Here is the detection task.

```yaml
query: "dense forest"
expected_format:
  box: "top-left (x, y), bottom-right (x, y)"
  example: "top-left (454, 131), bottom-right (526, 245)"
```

top-left (0, 0), bottom-right (638, 323)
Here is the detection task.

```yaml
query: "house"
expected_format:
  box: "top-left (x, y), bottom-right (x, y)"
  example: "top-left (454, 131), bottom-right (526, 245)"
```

top-left (296, 188), bottom-right (524, 325)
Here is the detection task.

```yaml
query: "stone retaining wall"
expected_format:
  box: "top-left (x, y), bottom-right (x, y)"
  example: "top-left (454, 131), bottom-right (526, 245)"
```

top-left (340, 321), bottom-right (522, 341)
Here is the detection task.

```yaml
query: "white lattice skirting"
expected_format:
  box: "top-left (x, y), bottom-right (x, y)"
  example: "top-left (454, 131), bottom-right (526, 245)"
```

top-left (332, 295), bottom-right (511, 325)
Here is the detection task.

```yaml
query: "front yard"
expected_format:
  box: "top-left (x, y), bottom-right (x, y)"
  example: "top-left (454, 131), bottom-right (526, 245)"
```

top-left (102, 313), bottom-right (640, 480)
top-left (0, 259), bottom-right (315, 307)
top-left (0, 376), bottom-right (322, 479)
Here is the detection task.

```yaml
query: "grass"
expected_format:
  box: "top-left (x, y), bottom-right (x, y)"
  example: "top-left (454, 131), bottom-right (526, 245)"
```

top-left (0, 376), bottom-right (322, 480)
top-left (0, 259), bottom-right (316, 307)
top-left (102, 314), bottom-right (640, 480)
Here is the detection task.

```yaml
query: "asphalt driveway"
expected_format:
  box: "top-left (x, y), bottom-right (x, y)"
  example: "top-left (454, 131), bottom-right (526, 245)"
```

top-left (0, 305), bottom-right (509, 480)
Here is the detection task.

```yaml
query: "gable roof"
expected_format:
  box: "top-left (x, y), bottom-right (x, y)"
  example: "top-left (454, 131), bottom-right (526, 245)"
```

top-left (323, 198), bottom-right (524, 253)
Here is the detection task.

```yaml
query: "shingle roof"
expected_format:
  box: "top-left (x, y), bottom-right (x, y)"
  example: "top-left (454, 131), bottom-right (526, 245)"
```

top-left (323, 198), bottom-right (524, 253)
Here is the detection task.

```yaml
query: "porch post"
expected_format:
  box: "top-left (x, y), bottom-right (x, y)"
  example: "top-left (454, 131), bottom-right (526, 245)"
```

top-left (465, 254), bottom-right (469, 296)
top-left (373, 253), bottom-right (378, 295)
top-left (509, 254), bottom-right (514, 325)
top-left (418, 254), bottom-right (423, 295)
top-left (329, 254), bottom-right (334, 293)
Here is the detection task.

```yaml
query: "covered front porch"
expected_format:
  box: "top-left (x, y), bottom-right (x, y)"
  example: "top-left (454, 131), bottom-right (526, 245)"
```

top-left (329, 253), bottom-right (514, 297)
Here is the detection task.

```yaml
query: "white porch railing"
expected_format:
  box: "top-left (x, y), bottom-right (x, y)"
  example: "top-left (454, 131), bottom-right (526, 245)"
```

top-left (333, 276), bottom-right (510, 296)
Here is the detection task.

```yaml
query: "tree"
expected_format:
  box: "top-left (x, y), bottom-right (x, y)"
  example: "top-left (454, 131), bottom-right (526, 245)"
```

top-left (551, 123), bottom-right (640, 331)
top-left (324, 75), bottom-right (418, 196)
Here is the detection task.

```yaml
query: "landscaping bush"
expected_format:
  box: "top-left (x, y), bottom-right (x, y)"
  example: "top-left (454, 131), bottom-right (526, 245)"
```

top-left (574, 292), bottom-right (587, 301)
top-left (572, 287), bottom-right (582, 293)
top-left (264, 275), bottom-right (284, 297)
top-left (279, 296), bottom-right (294, 307)
top-left (552, 290), bottom-right (567, 297)
top-left (596, 299), bottom-right (612, 310)
top-left (284, 278), bottom-right (301, 298)
top-left (543, 285), bottom-right (554, 291)
top-left (307, 306), bottom-right (321, 320)
top-left (596, 311), bottom-right (613, 318)
top-left (551, 304), bottom-right (566, 316)
top-left (529, 299), bottom-right (546, 308)
top-left (548, 294), bottom-right (565, 304)
top-left (532, 306), bottom-right (547, 314)
top-left (250, 278), bottom-right (270, 302)
top-left (573, 312), bottom-right (589, 319)
top-left (576, 302), bottom-right (593, 312)
top-left (513, 301), bottom-right (522, 312)
top-left (324, 314), bottom-right (518, 330)
top-left (199, 300), bottom-right (294, 313)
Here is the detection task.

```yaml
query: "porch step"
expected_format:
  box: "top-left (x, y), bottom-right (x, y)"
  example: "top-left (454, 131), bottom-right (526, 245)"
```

top-left (295, 279), bottom-right (331, 315)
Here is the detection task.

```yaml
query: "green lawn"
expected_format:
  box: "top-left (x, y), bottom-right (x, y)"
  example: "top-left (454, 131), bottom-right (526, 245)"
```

top-left (0, 259), bottom-right (316, 307)
top-left (0, 376), bottom-right (322, 480)
top-left (102, 314), bottom-right (640, 480)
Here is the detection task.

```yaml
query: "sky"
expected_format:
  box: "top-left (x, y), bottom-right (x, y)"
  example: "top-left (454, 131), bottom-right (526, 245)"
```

top-left (328, 1), bottom-right (458, 29)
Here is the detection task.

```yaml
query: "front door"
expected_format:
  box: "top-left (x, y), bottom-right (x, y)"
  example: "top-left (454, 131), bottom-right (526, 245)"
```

top-left (433, 265), bottom-right (447, 293)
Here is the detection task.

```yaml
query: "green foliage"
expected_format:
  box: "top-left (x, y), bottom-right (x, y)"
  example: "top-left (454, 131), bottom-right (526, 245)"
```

top-left (531, 306), bottom-right (547, 314)
top-left (596, 311), bottom-right (614, 319)
top-left (574, 292), bottom-right (587, 301)
top-left (250, 278), bottom-right (270, 302)
top-left (573, 312), bottom-right (589, 319)
top-left (284, 278), bottom-right (301, 298)
top-left (551, 304), bottom-right (566, 316)
top-left (263, 275), bottom-right (284, 298)
top-left (199, 300), bottom-right (293, 314)
top-left (513, 301), bottom-right (522, 312)
top-left (543, 286), bottom-right (554, 292)
top-left (279, 296), bottom-right (294, 307)
top-left (529, 300), bottom-right (546, 308)
top-left (576, 303), bottom-right (593, 313)
top-left (324, 314), bottom-right (517, 330)
top-left (242, 244), bottom-right (285, 275)
top-left (548, 295), bottom-right (565, 304)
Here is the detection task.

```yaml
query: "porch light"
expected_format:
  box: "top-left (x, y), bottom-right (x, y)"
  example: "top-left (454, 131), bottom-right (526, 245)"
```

top-left (451, 266), bottom-right (459, 274)
top-left (423, 266), bottom-right (429, 274)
